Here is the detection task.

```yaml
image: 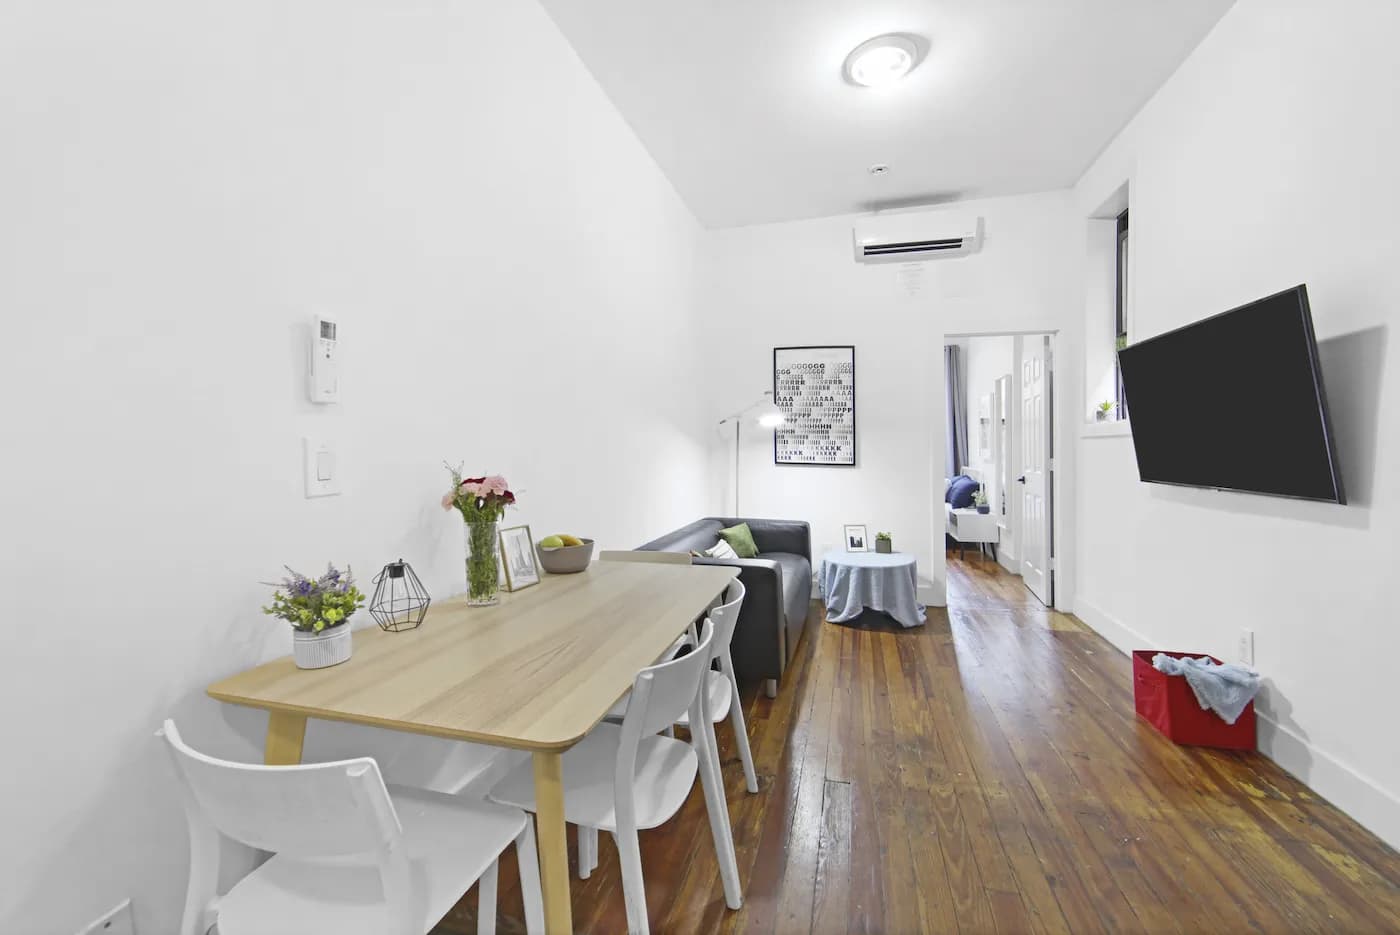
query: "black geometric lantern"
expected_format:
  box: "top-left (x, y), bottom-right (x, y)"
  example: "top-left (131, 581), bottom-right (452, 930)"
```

top-left (369, 559), bottom-right (431, 632)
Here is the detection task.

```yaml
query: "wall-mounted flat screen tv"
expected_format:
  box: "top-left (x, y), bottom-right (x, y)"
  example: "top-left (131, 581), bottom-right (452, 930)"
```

top-left (1117, 284), bottom-right (1345, 504)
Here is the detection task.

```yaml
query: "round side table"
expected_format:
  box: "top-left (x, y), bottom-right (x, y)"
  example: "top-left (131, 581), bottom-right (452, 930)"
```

top-left (817, 549), bottom-right (926, 629)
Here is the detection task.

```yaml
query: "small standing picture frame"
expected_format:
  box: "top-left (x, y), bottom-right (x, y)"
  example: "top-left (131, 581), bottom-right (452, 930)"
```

top-left (844, 524), bottom-right (869, 552)
top-left (499, 525), bottom-right (540, 592)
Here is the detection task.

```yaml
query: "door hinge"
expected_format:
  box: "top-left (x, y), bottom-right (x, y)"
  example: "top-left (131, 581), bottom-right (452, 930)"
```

top-left (1047, 457), bottom-right (1056, 472)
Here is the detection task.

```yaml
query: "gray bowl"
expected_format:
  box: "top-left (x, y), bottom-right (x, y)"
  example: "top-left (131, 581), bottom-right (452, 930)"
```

top-left (536, 538), bottom-right (595, 574)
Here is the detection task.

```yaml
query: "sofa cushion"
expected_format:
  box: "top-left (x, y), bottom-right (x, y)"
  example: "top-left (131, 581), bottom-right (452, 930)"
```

top-left (701, 539), bottom-right (739, 560)
top-left (718, 522), bottom-right (759, 558)
top-left (760, 551), bottom-right (812, 633)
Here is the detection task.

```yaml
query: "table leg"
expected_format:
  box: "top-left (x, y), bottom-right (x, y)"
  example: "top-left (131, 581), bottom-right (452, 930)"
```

top-left (264, 711), bottom-right (307, 765)
top-left (532, 751), bottom-right (573, 933)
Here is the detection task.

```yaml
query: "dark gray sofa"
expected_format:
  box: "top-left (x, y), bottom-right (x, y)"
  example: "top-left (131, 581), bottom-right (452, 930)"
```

top-left (638, 517), bottom-right (813, 697)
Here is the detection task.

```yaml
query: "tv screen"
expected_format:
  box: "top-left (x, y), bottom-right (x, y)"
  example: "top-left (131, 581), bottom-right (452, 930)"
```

top-left (1117, 285), bottom-right (1345, 504)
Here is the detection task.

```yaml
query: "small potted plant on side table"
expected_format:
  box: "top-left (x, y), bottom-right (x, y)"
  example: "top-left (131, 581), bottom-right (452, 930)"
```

top-left (875, 532), bottom-right (893, 554)
top-left (973, 490), bottom-right (991, 515)
top-left (263, 564), bottom-right (366, 669)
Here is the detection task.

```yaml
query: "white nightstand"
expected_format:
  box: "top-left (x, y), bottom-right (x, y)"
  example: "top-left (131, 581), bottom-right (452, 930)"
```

top-left (947, 508), bottom-right (999, 561)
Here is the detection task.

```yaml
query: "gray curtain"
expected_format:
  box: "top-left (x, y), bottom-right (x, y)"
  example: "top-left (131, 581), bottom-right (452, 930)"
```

top-left (945, 344), bottom-right (968, 478)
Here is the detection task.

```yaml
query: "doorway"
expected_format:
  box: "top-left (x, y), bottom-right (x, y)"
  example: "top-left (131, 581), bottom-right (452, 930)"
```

top-left (943, 332), bottom-right (1056, 607)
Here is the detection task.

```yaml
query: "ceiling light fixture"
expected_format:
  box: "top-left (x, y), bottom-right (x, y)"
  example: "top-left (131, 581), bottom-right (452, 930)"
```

top-left (844, 34), bottom-right (921, 88)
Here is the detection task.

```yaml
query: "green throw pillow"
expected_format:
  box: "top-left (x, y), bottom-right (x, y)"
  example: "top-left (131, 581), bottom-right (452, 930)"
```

top-left (718, 522), bottom-right (759, 558)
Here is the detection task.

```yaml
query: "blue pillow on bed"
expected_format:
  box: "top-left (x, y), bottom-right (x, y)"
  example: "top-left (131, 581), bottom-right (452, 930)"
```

top-left (945, 474), bottom-right (968, 503)
top-left (948, 476), bottom-right (980, 509)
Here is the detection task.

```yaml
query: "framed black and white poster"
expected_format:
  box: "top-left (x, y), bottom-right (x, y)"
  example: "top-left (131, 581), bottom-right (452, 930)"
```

top-left (774, 345), bottom-right (856, 465)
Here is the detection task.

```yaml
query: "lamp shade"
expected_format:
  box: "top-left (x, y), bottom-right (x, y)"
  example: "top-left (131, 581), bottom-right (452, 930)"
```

top-left (369, 559), bottom-right (431, 632)
top-left (722, 391), bottom-right (785, 428)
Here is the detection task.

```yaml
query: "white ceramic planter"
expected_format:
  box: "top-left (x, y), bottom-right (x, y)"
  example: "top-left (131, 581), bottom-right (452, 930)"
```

top-left (293, 625), bottom-right (353, 669)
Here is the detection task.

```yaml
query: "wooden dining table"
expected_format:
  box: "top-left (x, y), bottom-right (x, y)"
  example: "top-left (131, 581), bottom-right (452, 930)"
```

top-left (208, 558), bottom-right (739, 934)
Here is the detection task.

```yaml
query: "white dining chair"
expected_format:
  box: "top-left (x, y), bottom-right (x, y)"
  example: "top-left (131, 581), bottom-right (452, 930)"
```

top-left (672, 580), bottom-right (756, 793)
top-left (487, 619), bottom-right (742, 935)
top-left (599, 579), bottom-right (754, 790)
top-left (158, 719), bottom-right (544, 935)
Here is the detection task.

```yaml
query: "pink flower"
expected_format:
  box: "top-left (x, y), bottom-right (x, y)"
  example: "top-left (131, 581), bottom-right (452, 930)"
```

top-left (482, 475), bottom-right (509, 496)
top-left (460, 481), bottom-right (483, 497)
top-left (441, 490), bottom-right (457, 510)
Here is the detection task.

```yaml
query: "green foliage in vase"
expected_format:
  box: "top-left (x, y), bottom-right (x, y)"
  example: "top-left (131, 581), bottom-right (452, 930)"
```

top-left (262, 564), bottom-right (365, 633)
top-left (876, 532), bottom-right (892, 541)
top-left (465, 520), bottom-right (500, 602)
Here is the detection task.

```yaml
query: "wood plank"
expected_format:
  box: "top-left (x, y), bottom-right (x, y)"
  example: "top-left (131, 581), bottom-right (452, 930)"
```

top-left (811, 780), bottom-right (852, 933)
top-left (210, 561), bottom-right (737, 751)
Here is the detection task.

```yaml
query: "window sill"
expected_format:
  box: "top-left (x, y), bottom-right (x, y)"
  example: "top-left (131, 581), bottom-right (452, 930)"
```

top-left (1081, 420), bottom-right (1132, 438)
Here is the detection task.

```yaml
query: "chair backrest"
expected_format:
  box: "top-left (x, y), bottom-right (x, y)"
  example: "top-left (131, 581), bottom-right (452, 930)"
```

top-left (598, 549), bottom-right (692, 565)
top-left (613, 620), bottom-right (715, 831)
top-left (159, 720), bottom-right (401, 858)
top-left (708, 579), bottom-right (746, 662)
top-left (623, 618), bottom-right (715, 740)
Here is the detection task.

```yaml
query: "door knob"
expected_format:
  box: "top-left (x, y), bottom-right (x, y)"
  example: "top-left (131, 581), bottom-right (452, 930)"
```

top-left (1017, 475), bottom-right (1026, 484)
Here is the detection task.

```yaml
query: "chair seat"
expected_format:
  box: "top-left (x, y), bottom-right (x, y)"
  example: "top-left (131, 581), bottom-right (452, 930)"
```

top-left (488, 723), bottom-right (697, 833)
top-left (215, 785), bottom-right (525, 935)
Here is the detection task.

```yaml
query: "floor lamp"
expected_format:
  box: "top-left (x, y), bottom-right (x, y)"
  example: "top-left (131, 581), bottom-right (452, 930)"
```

top-left (718, 391), bottom-right (785, 516)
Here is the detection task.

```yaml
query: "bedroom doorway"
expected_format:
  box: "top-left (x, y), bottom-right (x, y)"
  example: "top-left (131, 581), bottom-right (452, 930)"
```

top-left (943, 332), bottom-right (1056, 608)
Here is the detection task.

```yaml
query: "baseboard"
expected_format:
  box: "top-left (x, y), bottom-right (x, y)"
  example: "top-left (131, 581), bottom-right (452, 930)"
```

top-left (917, 578), bottom-right (943, 607)
top-left (1073, 596), bottom-right (1400, 852)
top-left (996, 547), bottom-right (1018, 575)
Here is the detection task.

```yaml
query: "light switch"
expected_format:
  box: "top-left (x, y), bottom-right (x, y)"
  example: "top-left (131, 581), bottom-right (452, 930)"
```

top-left (304, 436), bottom-right (342, 498)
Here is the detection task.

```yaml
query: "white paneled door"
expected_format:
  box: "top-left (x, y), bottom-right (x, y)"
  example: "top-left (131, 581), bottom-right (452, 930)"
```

top-left (1019, 336), bottom-right (1053, 605)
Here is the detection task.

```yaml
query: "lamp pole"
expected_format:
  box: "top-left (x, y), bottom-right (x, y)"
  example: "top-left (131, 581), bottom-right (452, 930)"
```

top-left (719, 391), bottom-right (784, 519)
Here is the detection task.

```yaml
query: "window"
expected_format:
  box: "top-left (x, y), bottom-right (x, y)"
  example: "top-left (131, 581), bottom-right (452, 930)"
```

top-left (1114, 209), bottom-right (1129, 419)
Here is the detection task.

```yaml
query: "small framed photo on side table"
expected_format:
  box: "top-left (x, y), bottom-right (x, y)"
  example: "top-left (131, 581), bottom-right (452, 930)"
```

top-left (844, 524), bottom-right (869, 552)
top-left (499, 525), bottom-right (540, 591)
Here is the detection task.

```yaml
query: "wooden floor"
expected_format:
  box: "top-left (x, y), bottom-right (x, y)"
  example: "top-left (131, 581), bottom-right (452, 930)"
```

top-left (436, 552), bottom-right (1400, 933)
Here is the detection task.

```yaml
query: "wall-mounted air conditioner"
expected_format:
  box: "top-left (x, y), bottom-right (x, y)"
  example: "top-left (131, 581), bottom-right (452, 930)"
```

top-left (852, 214), bottom-right (984, 263)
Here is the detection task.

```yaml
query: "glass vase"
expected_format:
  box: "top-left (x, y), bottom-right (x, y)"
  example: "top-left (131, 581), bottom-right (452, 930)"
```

top-left (463, 520), bottom-right (501, 606)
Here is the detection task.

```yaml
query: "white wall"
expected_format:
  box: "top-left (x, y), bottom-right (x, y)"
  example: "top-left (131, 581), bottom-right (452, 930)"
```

top-left (0, 1), bottom-right (709, 931)
top-left (957, 335), bottom-right (1016, 558)
top-left (699, 192), bottom-right (1082, 608)
top-left (1073, 0), bottom-right (1400, 847)
top-left (960, 335), bottom-right (1014, 474)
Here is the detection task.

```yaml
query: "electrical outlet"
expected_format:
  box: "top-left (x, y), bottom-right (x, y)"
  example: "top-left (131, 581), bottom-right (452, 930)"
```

top-left (76, 900), bottom-right (134, 935)
top-left (1238, 628), bottom-right (1255, 666)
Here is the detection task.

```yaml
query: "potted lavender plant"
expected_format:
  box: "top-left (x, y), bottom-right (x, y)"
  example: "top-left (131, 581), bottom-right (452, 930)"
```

top-left (263, 564), bottom-right (366, 669)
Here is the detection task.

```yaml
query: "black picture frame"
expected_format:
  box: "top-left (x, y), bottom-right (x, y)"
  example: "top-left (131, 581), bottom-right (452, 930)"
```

top-left (773, 345), bottom-right (857, 466)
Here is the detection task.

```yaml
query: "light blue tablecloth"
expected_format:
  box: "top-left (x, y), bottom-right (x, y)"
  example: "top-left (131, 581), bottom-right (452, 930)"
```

top-left (818, 550), bottom-right (926, 629)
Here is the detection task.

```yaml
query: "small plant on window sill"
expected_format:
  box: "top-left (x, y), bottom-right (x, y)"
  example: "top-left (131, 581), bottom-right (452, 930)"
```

top-left (1095, 400), bottom-right (1116, 422)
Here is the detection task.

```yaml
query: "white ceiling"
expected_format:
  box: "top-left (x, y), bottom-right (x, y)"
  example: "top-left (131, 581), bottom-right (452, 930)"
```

top-left (538, 0), bottom-right (1235, 228)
